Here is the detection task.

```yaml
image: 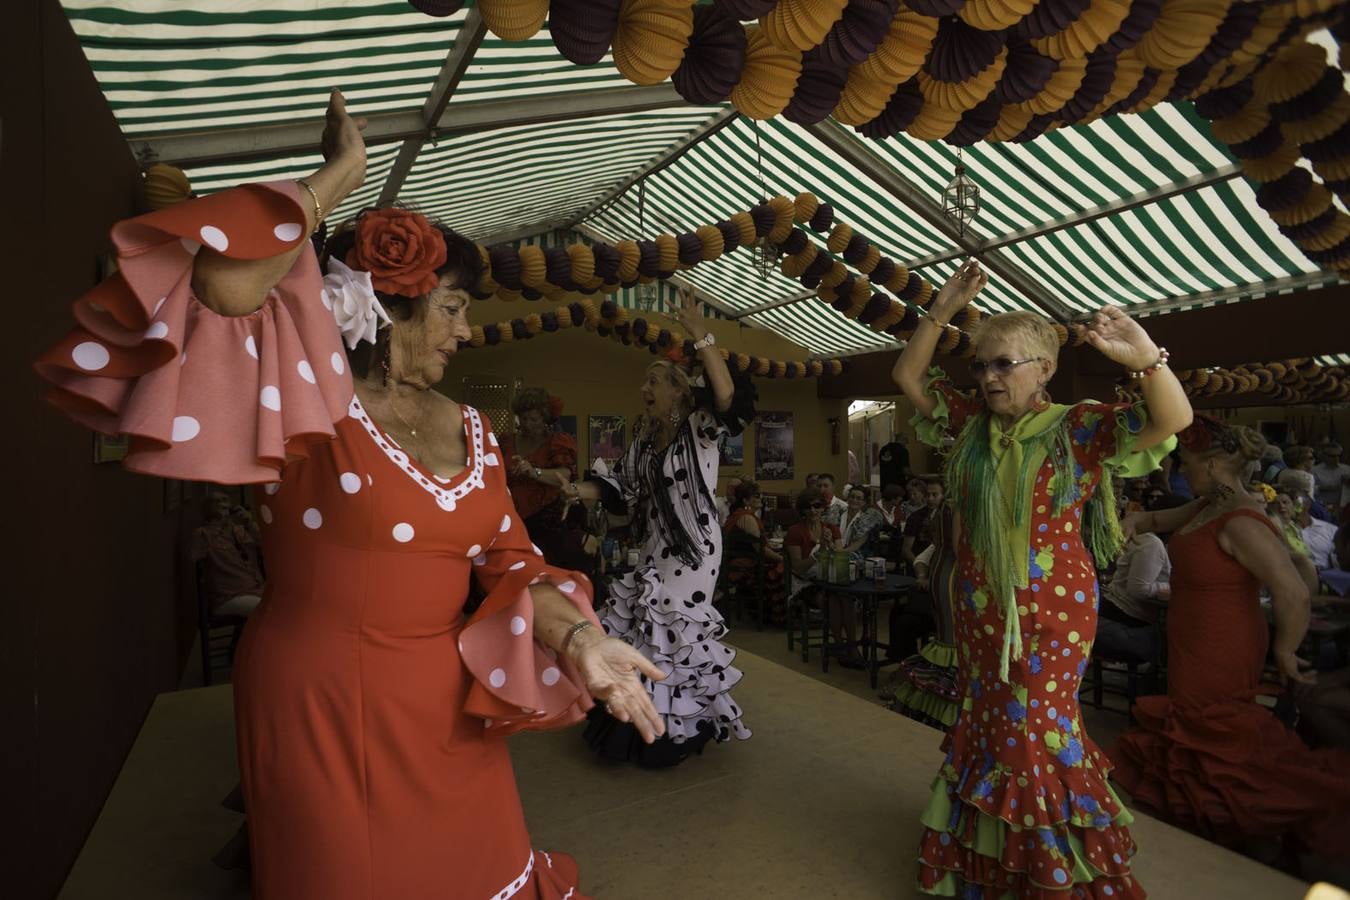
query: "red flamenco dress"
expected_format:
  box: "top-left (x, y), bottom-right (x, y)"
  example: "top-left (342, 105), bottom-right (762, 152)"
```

top-left (36, 182), bottom-right (596, 899)
top-left (1110, 506), bottom-right (1350, 858)
top-left (912, 369), bottom-right (1171, 899)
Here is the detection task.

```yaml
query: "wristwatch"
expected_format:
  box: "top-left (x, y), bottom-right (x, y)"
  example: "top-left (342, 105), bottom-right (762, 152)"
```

top-left (692, 333), bottom-right (716, 351)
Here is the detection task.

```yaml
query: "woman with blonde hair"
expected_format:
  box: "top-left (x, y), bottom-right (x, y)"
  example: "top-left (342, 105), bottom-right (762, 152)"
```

top-left (1278, 445), bottom-right (1318, 500)
top-left (892, 260), bottom-right (1193, 898)
top-left (1111, 416), bottom-right (1350, 864)
top-left (564, 290), bottom-right (756, 767)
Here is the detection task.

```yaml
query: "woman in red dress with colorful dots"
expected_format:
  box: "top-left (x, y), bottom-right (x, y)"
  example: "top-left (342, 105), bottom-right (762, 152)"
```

top-left (892, 261), bottom-right (1193, 898)
top-left (36, 91), bottom-right (664, 900)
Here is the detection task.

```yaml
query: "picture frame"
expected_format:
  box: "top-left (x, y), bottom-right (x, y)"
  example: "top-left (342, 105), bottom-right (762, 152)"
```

top-left (754, 411), bottom-right (794, 481)
top-left (719, 429), bottom-right (745, 467)
top-left (588, 414), bottom-right (626, 466)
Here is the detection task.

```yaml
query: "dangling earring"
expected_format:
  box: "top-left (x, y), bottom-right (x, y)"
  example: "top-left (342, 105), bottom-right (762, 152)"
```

top-left (1032, 385), bottom-right (1051, 411)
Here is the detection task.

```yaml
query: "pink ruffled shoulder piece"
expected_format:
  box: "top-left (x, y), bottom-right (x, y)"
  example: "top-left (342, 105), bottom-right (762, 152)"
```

top-left (459, 558), bottom-right (601, 737)
top-left (35, 181), bottom-right (353, 484)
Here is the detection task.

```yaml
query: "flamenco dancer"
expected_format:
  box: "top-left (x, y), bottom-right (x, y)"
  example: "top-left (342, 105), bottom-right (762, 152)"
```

top-left (35, 91), bottom-right (665, 899)
top-left (892, 260), bottom-right (1193, 898)
top-left (887, 489), bottom-right (959, 730)
top-left (566, 289), bottom-right (755, 767)
top-left (1111, 416), bottom-right (1350, 867)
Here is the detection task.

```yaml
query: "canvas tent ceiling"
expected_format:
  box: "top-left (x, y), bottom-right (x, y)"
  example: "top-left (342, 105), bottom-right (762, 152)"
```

top-left (61, 0), bottom-right (1346, 358)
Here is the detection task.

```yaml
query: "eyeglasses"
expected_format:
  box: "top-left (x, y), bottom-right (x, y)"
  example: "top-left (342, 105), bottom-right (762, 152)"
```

top-left (969, 356), bottom-right (1044, 379)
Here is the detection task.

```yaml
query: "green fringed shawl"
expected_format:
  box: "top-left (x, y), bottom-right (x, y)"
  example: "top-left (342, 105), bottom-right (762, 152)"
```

top-left (945, 407), bottom-right (1127, 683)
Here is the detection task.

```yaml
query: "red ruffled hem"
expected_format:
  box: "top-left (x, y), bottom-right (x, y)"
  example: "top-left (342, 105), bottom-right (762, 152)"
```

top-left (35, 181), bottom-right (352, 484)
top-left (1110, 694), bottom-right (1350, 857)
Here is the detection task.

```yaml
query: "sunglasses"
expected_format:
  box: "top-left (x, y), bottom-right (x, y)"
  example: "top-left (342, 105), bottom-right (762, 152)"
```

top-left (969, 356), bottom-right (1044, 379)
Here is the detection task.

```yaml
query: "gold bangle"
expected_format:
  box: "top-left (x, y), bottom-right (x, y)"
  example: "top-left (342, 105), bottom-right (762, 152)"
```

top-left (918, 309), bottom-right (952, 330)
top-left (296, 178), bottom-right (324, 225)
top-left (561, 620), bottom-right (594, 656)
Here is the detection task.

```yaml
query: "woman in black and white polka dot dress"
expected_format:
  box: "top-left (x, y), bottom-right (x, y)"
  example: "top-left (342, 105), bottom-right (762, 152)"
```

top-left (567, 290), bottom-right (755, 767)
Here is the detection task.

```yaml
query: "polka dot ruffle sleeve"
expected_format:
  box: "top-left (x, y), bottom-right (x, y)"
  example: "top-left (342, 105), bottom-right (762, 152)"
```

top-left (911, 366), bottom-right (984, 449)
top-left (1066, 400), bottom-right (1176, 478)
top-left (35, 181), bottom-right (352, 484)
top-left (460, 416), bottom-right (601, 738)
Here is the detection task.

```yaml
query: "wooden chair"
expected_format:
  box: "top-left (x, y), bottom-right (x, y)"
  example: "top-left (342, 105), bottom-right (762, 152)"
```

top-left (1083, 612), bottom-right (1166, 722)
top-left (195, 560), bottom-right (248, 686)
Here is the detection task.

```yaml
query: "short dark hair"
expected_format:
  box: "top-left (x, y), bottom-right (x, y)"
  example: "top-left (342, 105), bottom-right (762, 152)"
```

top-left (882, 483), bottom-right (904, 501)
top-left (796, 487), bottom-right (825, 513)
top-left (732, 480), bottom-right (760, 508)
top-left (817, 473), bottom-right (835, 486)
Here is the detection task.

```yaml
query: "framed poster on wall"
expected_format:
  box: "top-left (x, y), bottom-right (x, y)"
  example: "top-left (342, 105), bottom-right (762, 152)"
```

top-left (755, 412), bottom-right (794, 481)
top-left (588, 415), bottom-right (626, 466)
top-left (719, 429), bottom-right (745, 466)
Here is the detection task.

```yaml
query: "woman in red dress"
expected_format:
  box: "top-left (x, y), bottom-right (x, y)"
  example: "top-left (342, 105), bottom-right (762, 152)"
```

top-left (1110, 416), bottom-right (1350, 863)
top-left (723, 480), bottom-right (789, 624)
top-left (893, 261), bottom-right (1194, 898)
top-left (500, 388), bottom-right (592, 574)
top-left (36, 91), bottom-right (664, 900)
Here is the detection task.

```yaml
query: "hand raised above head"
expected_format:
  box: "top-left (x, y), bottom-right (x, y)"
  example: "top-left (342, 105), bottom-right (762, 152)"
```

top-left (1084, 305), bottom-right (1159, 371)
top-left (670, 286), bottom-right (708, 340)
top-left (930, 259), bottom-right (988, 322)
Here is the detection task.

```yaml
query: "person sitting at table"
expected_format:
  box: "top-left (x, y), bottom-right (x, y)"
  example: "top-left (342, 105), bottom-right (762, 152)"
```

top-left (785, 488), bottom-right (860, 667)
top-left (1261, 487), bottom-right (1321, 597)
top-left (192, 490), bottom-right (266, 618)
top-left (876, 482), bottom-right (904, 528)
top-left (900, 477), bottom-right (926, 519)
top-left (900, 477), bottom-right (943, 572)
top-left (1111, 417), bottom-right (1350, 866)
top-left (887, 496), bottom-right (958, 729)
top-left (1290, 490), bottom-right (1341, 570)
top-left (839, 485), bottom-right (883, 555)
top-left (1313, 441), bottom-right (1350, 513)
top-left (1095, 493), bottom-right (1186, 665)
top-left (1278, 445), bottom-right (1318, 504)
top-left (816, 472), bottom-right (848, 526)
top-left (723, 480), bottom-right (788, 624)
top-left (715, 475), bottom-right (742, 527)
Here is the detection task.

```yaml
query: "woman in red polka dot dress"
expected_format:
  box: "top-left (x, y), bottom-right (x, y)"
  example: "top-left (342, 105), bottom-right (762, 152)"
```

top-left (36, 91), bottom-right (666, 900)
top-left (892, 261), bottom-right (1193, 898)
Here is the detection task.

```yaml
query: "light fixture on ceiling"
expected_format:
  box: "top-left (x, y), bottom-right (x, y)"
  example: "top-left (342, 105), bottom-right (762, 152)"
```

top-left (942, 150), bottom-right (981, 238)
top-left (751, 120), bottom-right (778, 280)
top-left (636, 181), bottom-right (660, 312)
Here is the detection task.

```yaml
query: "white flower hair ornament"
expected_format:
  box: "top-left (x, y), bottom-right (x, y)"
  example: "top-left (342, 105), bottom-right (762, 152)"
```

top-left (322, 256), bottom-right (392, 349)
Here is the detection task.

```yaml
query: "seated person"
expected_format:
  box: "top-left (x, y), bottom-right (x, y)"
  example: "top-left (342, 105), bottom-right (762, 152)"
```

top-left (1097, 493), bottom-right (1186, 663)
top-left (785, 488), bottom-right (860, 668)
top-left (192, 491), bottom-right (265, 618)
top-left (716, 476), bottom-right (742, 527)
top-left (1292, 490), bottom-right (1341, 569)
top-left (722, 481), bottom-right (788, 624)
top-left (816, 472), bottom-right (848, 526)
top-left (875, 482), bottom-right (904, 528)
top-left (900, 477), bottom-right (926, 520)
top-left (838, 485), bottom-right (883, 556)
top-left (901, 477), bottom-right (944, 572)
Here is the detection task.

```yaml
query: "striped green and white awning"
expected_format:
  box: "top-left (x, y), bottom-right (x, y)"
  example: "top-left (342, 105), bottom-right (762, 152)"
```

top-left (61, 0), bottom-right (1346, 358)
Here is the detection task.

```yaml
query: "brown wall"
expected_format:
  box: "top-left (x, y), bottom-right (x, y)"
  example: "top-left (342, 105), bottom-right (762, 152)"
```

top-left (3, 4), bottom-right (189, 898)
top-left (439, 308), bottom-right (849, 496)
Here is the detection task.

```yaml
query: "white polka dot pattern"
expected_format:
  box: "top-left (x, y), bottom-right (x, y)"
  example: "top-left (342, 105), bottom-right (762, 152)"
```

top-left (72, 342), bottom-right (110, 371)
top-left (541, 667), bottom-right (561, 687)
top-left (330, 352), bottom-right (345, 375)
top-left (348, 397), bottom-right (489, 514)
top-left (297, 360), bottom-right (316, 384)
top-left (263, 482), bottom-right (280, 495)
top-left (171, 416), bottom-right (200, 442)
top-left (152, 297), bottom-right (167, 317)
top-left (510, 616), bottom-right (527, 636)
top-left (472, 554), bottom-right (488, 567)
top-left (339, 472), bottom-right (362, 494)
top-left (259, 385), bottom-right (281, 411)
top-left (273, 222), bottom-right (303, 242)
top-left (493, 853), bottom-right (534, 899)
top-left (302, 508), bottom-right (323, 529)
top-left (483, 453), bottom-right (499, 467)
top-left (259, 504), bottom-right (273, 524)
top-left (499, 514), bottom-right (512, 533)
top-left (392, 523), bottom-right (415, 543)
top-left (489, 668), bottom-right (507, 688)
top-left (144, 321), bottom-right (169, 340)
top-left (466, 544), bottom-right (482, 558)
top-left (199, 225), bottom-right (229, 252)
top-left (557, 581), bottom-right (577, 594)
top-left (244, 335), bottom-right (259, 360)
top-left (509, 561), bottom-right (526, 571)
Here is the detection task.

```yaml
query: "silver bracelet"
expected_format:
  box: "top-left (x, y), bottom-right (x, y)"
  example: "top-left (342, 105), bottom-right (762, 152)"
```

top-left (561, 620), bottom-right (594, 656)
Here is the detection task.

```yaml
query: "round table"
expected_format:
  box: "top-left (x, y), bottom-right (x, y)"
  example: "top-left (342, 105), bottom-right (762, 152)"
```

top-left (809, 574), bottom-right (917, 687)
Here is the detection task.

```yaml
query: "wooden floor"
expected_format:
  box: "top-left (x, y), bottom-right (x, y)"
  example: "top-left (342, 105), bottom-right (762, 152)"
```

top-left (59, 649), bottom-right (1306, 900)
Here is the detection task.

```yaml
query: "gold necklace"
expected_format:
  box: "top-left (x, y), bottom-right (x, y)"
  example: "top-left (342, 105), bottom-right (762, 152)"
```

top-left (386, 390), bottom-right (425, 438)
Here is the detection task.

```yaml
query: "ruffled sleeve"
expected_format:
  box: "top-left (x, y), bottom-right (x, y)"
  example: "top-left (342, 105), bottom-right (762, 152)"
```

top-left (1067, 400), bottom-right (1176, 477)
top-left (34, 181), bottom-right (352, 484)
top-left (691, 371), bottom-right (757, 446)
top-left (910, 367), bottom-right (983, 448)
top-left (458, 412), bottom-right (601, 738)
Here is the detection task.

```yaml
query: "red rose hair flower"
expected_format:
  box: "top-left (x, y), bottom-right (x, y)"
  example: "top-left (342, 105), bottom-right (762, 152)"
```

top-left (346, 208), bottom-right (448, 297)
top-left (1178, 414), bottom-right (1238, 454)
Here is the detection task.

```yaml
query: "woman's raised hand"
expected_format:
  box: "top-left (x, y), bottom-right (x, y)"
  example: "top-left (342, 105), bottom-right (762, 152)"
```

top-left (320, 89), bottom-right (368, 193)
top-left (672, 286), bottom-right (709, 341)
top-left (930, 259), bottom-right (988, 323)
top-left (1084, 305), bottom-right (1160, 371)
top-left (570, 632), bottom-right (668, 743)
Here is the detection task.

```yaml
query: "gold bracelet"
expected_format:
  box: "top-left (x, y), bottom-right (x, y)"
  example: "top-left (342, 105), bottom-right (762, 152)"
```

top-left (296, 178), bottom-right (324, 225)
top-left (917, 308), bottom-right (953, 330)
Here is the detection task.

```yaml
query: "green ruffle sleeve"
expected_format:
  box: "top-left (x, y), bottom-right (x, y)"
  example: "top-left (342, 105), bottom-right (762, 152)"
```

top-left (1101, 402), bottom-right (1176, 477)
